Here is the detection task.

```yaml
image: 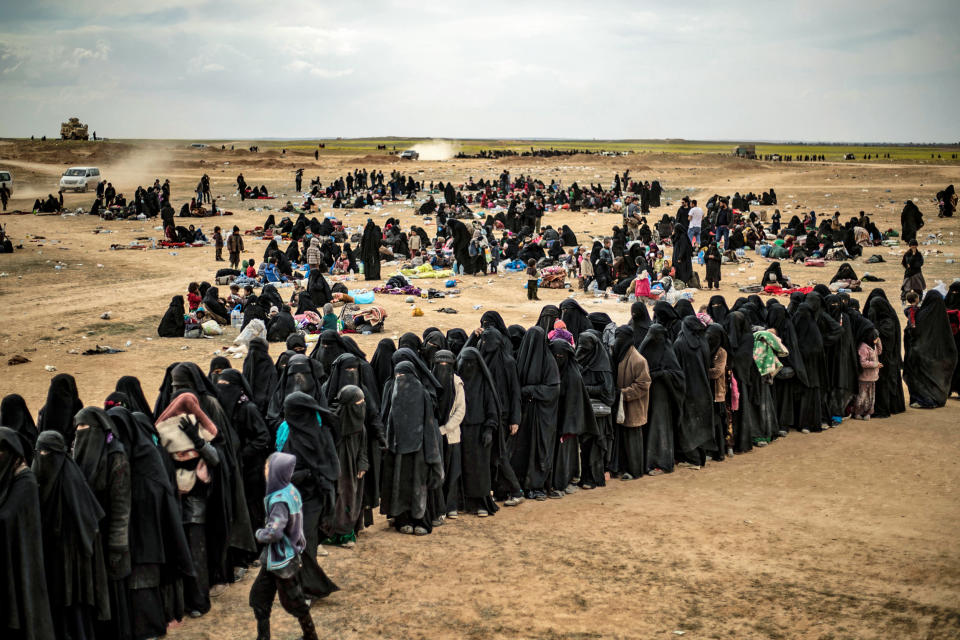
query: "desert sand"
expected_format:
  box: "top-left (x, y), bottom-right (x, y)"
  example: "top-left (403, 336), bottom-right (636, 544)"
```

top-left (1, 140), bottom-right (958, 639)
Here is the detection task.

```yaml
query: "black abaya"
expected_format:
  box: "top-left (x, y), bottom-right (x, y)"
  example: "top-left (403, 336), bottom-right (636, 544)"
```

top-left (862, 289), bottom-right (906, 417)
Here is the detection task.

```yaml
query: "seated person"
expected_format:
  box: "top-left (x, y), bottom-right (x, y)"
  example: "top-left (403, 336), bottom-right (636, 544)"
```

top-left (246, 259), bottom-right (257, 279)
top-left (321, 303), bottom-right (338, 332)
top-left (226, 284), bottom-right (244, 309)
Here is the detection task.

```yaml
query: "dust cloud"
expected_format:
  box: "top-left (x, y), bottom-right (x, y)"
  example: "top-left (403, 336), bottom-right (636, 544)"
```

top-left (409, 139), bottom-right (460, 161)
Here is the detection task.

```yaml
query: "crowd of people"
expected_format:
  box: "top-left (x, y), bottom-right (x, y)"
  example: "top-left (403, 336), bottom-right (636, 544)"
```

top-left (3, 278), bottom-right (959, 640)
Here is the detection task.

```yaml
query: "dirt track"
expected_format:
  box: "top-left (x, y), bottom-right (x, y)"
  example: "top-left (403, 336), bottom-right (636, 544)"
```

top-left (1, 141), bottom-right (958, 639)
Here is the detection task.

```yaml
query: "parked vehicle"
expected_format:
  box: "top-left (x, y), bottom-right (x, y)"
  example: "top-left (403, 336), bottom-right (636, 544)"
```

top-left (59, 167), bottom-right (102, 192)
top-left (60, 117), bottom-right (89, 140)
top-left (0, 170), bottom-right (12, 196)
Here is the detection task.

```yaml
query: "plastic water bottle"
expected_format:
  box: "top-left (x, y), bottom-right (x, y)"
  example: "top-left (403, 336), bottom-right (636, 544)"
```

top-left (230, 306), bottom-right (243, 329)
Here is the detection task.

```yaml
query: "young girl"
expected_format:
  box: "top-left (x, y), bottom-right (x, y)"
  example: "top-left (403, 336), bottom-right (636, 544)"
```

top-left (249, 452), bottom-right (322, 640)
top-left (187, 282), bottom-right (202, 311)
top-left (525, 259), bottom-right (540, 301)
top-left (854, 329), bottom-right (882, 419)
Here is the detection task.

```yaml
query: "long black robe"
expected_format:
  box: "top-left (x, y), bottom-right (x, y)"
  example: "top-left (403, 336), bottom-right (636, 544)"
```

top-left (574, 332), bottom-right (613, 485)
top-left (727, 312), bottom-right (763, 451)
top-left (0, 428), bottom-right (54, 640)
top-left (629, 302), bottom-right (651, 349)
top-left (791, 302), bottom-right (827, 431)
top-left (370, 339), bottom-right (397, 396)
top-left (106, 407), bottom-right (194, 640)
top-left (432, 351), bottom-right (461, 515)
top-left (946, 283), bottom-right (960, 397)
top-left (653, 301), bottom-right (682, 341)
top-left (457, 348), bottom-right (501, 513)
top-left (33, 431), bottom-right (110, 639)
top-left (37, 373), bottom-right (83, 450)
top-left (279, 392), bottom-right (339, 560)
top-left (242, 338), bottom-right (279, 416)
top-left (638, 324), bottom-right (684, 474)
top-left (765, 303), bottom-right (809, 429)
top-left (157, 295), bottom-right (186, 337)
top-left (72, 407), bottom-right (132, 640)
top-left (266, 310), bottom-right (296, 342)
top-left (477, 330), bottom-right (524, 498)
top-left (202, 287), bottom-right (230, 322)
top-left (549, 340), bottom-right (599, 492)
top-left (900, 201), bottom-right (924, 243)
top-left (536, 305), bottom-right (561, 335)
top-left (360, 219), bottom-right (382, 281)
top-left (862, 289), bottom-right (906, 417)
top-left (510, 327), bottom-right (560, 494)
top-left (322, 385), bottom-right (368, 541)
top-left (447, 219), bottom-right (475, 275)
top-left (823, 294), bottom-right (859, 418)
top-left (671, 223), bottom-right (694, 283)
top-left (380, 363), bottom-right (443, 531)
top-left (114, 376), bottom-right (153, 421)
top-left (903, 291), bottom-right (957, 408)
top-left (672, 316), bottom-right (714, 462)
top-left (806, 292), bottom-right (843, 425)
top-left (321, 353), bottom-right (384, 527)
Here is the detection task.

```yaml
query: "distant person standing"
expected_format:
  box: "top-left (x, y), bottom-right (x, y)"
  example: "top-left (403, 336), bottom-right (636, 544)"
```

top-left (213, 226), bottom-right (224, 262)
top-left (237, 173), bottom-right (247, 201)
top-left (227, 225), bottom-right (245, 269)
top-left (900, 240), bottom-right (925, 301)
top-left (688, 199), bottom-right (704, 246)
top-left (0, 184), bottom-right (9, 212)
top-left (295, 168), bottom-right (303, 192)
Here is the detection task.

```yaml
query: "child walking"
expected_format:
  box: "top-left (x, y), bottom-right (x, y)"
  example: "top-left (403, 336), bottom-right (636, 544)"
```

top-left (853, 329), bottom-right (882, 419)
top-left (526, 259), bottom-right (540, 301)
top-left (249, 452), bottom-right (322, 640)
top-left (213, 226), bottom-right (224, 261)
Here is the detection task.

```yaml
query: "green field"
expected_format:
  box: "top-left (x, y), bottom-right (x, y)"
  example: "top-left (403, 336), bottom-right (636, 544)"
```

top-left (7, 137), bottom-right (959, 163)
top-left (221, 138), bottom-right (960, 163)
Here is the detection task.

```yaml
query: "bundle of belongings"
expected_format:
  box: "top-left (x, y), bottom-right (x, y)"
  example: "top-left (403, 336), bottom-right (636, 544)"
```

top-left (155, 393), bottom-right (217, 493)
top-left (540, 265), bottom-right (566, 289)
top-left (341, 305), bottom-right (388, 333)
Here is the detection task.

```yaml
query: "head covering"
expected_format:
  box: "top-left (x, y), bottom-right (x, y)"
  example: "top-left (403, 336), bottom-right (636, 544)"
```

top-left (243, 337), bottom-right (278, 414)
top-left (114, 376), bottom-right (153, 420)
top-left (516, 327), bottom-right (561, 388)
top-left (445, 329), bottom-right (469, 357)
top-left (559, 299), bottom-right (591, 343)
top-left (431, 350), bottom-right (457, 422)
top-left (33, 430), bottom-right (105, 557)
top-left (208, 356), bottom-right (231, 383)
top-left (335, 386), bottom-right (366, 438)
top-left (653, 301), bottom-right (681, 340)
top-left (421, 329), bottom-right (447, 365)
top-left (536, 306), bottom-right (561, 336)
top-left (72, 406), bottom-right (122, 492)
top-left (0, 394), bottom-right (37, 462)
top-left (38, 373), bottom-right (83, 449)
top-left (479, 311), bottom-right (509, 336)
top-left (385, 362), bottom-right (430, 455)
top-left (370, 339), bottom-right (397, 392)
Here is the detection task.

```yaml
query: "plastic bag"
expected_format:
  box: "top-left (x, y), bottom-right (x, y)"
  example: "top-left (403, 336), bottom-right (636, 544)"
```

top-left (202, 320), bottom-right (223, 336)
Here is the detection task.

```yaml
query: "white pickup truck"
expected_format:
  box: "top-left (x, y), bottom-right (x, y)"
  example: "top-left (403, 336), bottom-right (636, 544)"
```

top-left (0, 170), bottom-right (12, 196)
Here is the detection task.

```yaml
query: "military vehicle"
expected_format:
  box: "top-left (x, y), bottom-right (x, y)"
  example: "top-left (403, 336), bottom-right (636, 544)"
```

top-left (60, 117), bottom-right (89, 140)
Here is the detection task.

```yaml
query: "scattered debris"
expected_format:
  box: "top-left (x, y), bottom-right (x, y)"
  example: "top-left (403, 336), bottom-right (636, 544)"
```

top-left (44, 365), bottom-right (57, 372)
top-left (7, 355), bottom-right (30, 366)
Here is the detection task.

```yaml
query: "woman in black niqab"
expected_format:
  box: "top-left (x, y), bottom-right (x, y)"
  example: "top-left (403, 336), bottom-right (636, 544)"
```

top-left (638, 324), bottom-right (684, 474)
top-left (0, 427), bottom-right (55, 640)
top-left (762, 261), bottom-right (789, 287)
top-left (559, 298), bottom-right (591, 343)
top-left (765, 302), bottom-right (808, 429)
top-left (671, 223), bottom-right (694, 283)
top-left (944, 282), bottom-right (960, 397)
top-left (507, 325), bottom-right (526, 355)
top-left (360, 219), bottom-right (382, 281)
top-left (823, 294), bottom-right (859, 420)
top-left (397, 331), bottom-right (423, 354)
top-left (479, 310), bottom-right (509, 337)
top-left (707, 295), bottom-right (730, 326)
top-left (574, 331), bottom-right (613, 486)
top-left (279, 391), bottom-right (339, 561)
top-left (73, 406), bottom-right (132, 640)
top-left (445, 328), bottom-right (468, 357)
top-left (321, 385), bottom-right (369, 546)
top-left (158, 295), bottom-right (186, 337)
top-left (536, 305), bottom-right (561, 336)
top-left (115, 376), bottom-right (153, 421)
top-left (510, 327), bottom-right (560, 499)
top-left (629, 301), bottom-right (651, 348)
top-left (653, 300), bottom-right (682, 340)
top-left (202, 286), bottom-right (230, 323)
top-left (370, 339), bottom-right (397, 393)
top-left (421, 329), bottom-right (447, 365)
top-left (726, 311), bottom-right (762, 451)
top-left (672, 316), bottom-right (713, 465)
top-left (105, 405), bottom-right (193, 640)
top-left (380, 362), bottom-right (443, 534)
top-left (33, 430), bottom-right (110, 638)
top-left (862, 288), bottom-right (906, 417)
top-left (1, 393), bottom-right (37, 464)
top-left (242, 337), bottom-right (278, 416)
top-left (457, 347), bottom-right (501, 515)
top-left (309, 329), bottom-right (365, 374)
top-left (38, 373), bottom-right (83, 449)
top-left (903, 290), bottom-right (957, 408)
top-left (549, 339), bottom-right (598, 495)
top-left (295, 291), bottom-right (319, 316)
top-left (431, 350), bottom-right (461, 519)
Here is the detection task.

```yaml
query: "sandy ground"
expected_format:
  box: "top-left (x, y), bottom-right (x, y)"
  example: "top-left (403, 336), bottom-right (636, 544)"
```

top-left (1, 141), bottom-right (959, 639)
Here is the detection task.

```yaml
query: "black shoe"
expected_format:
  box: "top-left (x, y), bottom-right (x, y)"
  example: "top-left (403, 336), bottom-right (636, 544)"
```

top-left (256, 618), bottom-right (270, 640)
top-left (297, 615), bottom-right (319, 640)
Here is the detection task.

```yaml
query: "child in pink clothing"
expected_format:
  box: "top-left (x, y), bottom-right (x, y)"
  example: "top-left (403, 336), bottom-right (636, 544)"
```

top-left (548, 319), bottom-right (575, 346)
top-left (853, 328), bottom-right (882, 419)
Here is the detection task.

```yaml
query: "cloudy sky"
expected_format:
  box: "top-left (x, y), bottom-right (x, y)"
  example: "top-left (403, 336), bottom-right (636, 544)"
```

top-left (1, 0), bottom-right (957, 142)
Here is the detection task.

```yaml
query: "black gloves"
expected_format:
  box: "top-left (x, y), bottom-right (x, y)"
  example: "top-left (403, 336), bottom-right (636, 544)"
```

top-left (481, 430), bottom-right (493, 447)
top-left (178, 416), bottom-right (205, 449)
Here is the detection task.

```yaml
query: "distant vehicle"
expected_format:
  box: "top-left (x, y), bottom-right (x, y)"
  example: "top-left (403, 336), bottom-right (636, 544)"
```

top-left (189, 143), bottom-right (208, 149)
top-left (733, 144), bottom-right (757, 159)
top-left (770, 154), bottom-right (781, 161)
top-left (0, 170), bottom-right (12, 196)
top-left (400, 149), bottom-right (419, 160)
top-left (60, 117), bottom-right (89, 140)
top-left (843, 153), bottom-right (855, 160)
top-left (59, 167), bottom-right (102, 192)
